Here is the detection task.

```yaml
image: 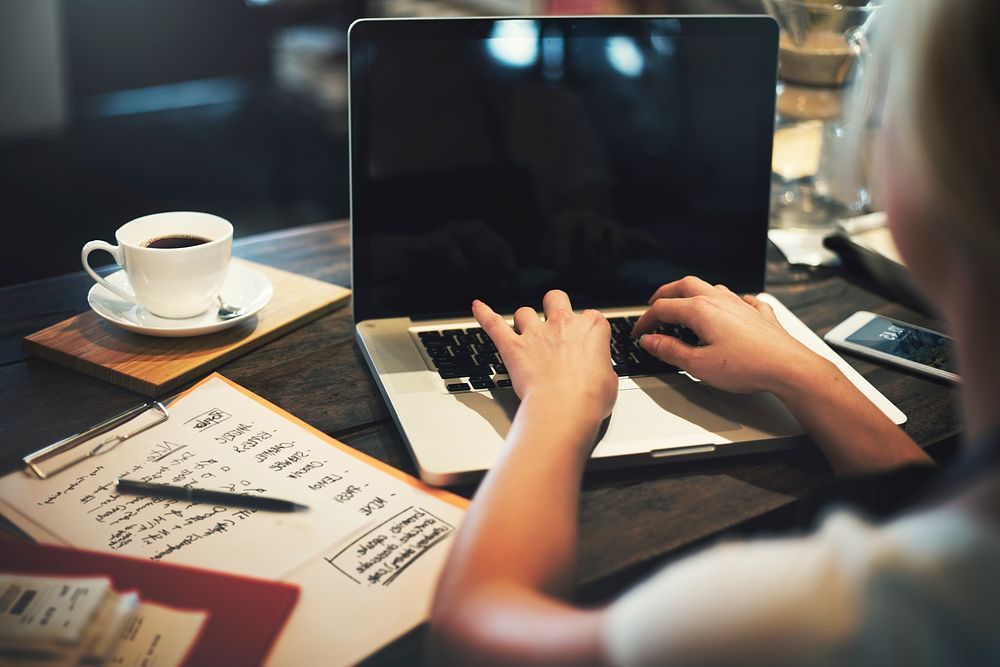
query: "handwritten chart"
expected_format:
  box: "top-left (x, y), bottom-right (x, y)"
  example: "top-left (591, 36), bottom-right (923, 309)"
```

top-left (0, 374), bottom-right (467, 666)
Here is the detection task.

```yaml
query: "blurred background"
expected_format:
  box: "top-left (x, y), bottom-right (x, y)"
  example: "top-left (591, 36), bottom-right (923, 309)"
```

top-left (0, 0), bottom-right (762, 287)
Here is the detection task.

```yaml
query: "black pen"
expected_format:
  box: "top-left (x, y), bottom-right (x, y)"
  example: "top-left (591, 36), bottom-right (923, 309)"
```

top-left (115, 479), bottom-right (309, 512)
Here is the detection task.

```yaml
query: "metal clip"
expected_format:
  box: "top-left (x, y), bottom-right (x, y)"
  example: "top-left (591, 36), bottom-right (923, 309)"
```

top-left (23, 402), bottom-right (169, 479)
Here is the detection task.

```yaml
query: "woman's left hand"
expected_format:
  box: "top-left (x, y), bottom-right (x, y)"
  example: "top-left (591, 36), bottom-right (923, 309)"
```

top-left (473, 290), bottom-right (618, 421)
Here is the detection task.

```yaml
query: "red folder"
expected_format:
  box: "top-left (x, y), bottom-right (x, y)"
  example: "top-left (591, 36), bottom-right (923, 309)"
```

top-left (1, 540), bottom-right (298, 667)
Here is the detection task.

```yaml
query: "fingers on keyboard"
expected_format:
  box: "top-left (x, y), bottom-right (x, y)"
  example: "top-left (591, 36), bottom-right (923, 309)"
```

top-left (423, 316), bottom-right (688, 392)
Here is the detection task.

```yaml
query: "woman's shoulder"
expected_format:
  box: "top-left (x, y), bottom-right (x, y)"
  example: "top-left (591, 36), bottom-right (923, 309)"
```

top-left (603, 505), bottom-right (1000, 667)
top-left (849, 505), bottom-right (1000, 664)
top-left (859, 503), bottom-right (1000, 585)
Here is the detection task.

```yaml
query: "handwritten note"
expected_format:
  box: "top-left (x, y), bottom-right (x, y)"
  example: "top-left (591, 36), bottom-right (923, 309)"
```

top-left (326, 505), bottom-right (457, 586)
top-left (0, 374), bottom-right (467, 666)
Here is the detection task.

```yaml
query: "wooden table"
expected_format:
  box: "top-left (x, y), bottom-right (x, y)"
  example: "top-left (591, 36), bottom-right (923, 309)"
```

top-left (0, 220), bottom-right (962, 665)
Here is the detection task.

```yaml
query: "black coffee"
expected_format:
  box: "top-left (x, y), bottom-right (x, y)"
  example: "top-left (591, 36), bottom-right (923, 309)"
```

top-left (143, 235), bottom-right (211, 249)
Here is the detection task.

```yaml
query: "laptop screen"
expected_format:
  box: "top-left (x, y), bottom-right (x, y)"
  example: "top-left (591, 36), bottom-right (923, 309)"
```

top-left (350, 17), bottom-right (777, 322)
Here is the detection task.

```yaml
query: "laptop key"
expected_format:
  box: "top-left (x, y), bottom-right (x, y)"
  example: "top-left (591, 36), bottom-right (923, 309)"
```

top-left (422, 337), bottom-right (449, 347)
top-left (419, 331), bottom-right (444, 342)
top-left (426, 346), bottom-right (453, 358)
top-left (612, 332), bottom-right (634, 346)
top-left (438, 365), bottom-right (492, 379)
top-left (470, 350), bottom-right (498, 366)
top-left (493, 363), bottom-right (507, 375)
top-left (470, 378), bottom-right (496, 390)
top-left (619, 358), bottom-right (679, 376)
top-left (434, 354), bottom-right (477, 368)
top-left (496, 379), bottom-right (513, 388)
top-left (435, 355), bottom-right (475, 368)
top-left (446, 383), bottom-right (471, 393)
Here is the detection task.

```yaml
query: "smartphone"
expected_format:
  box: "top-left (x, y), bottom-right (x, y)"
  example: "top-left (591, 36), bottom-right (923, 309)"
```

top-left (824, 311), bottom-right (959, 383)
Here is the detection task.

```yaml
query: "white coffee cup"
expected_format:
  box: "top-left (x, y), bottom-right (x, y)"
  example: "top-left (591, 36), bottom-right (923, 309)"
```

top-left (82, 212), bottom-right (233, 319)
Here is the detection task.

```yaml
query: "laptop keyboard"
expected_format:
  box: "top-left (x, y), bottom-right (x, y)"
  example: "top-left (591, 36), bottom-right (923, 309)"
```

top-left (418, 327), bottom-right (510, 391)
top-left (416, 316), bottom-right (700, 392)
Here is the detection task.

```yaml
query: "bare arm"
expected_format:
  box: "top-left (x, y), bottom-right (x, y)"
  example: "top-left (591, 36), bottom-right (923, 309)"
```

top-left (632, 276), bottom-right (933, 476)
top-left (429, 277), bottom-right (934, 665)
top-left (429, 292), bottom-right (618, 667)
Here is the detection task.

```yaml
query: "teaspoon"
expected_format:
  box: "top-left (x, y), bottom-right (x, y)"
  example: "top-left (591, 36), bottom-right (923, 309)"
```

top-left (217, 295), bottom-right (245, 320)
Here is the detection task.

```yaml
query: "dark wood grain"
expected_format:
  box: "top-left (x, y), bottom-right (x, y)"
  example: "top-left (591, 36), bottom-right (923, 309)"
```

top-left (0, 221), bottom-right (961, 666)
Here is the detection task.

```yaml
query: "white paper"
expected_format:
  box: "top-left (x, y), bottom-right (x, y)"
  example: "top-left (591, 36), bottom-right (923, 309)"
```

top-left (266, 504), bottom-right (460, 667)
top-left (0, 375), bottom-right (466, 666)
top-left (105, 601), bottom-right (206, 667)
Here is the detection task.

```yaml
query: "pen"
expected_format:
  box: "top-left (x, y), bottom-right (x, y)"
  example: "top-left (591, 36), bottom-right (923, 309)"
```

top-left (115, 479), bottom-right (309, 512)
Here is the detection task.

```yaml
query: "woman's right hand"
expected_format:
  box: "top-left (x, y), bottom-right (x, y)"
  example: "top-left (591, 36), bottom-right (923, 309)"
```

top-left (473, 290), bottom-right (618, 422)
top-left (632, 276), bottom-right (826, 395)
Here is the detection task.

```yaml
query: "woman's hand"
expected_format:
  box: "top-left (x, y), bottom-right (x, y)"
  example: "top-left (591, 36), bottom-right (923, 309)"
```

top-left (632, 276), bottom-right (824, 395)
top-left (632, 276), bottom-right (932, 475)
top-left (473, 290), bottom-right (618, 421)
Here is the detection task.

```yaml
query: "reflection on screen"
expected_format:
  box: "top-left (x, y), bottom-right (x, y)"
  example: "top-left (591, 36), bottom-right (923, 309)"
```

top-left (351, 18), bottom-right (776, 320)
top-left (846, 317), bottom-right (956, 372)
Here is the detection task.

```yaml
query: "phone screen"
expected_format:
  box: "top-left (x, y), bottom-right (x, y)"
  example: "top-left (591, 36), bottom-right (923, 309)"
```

top-left (846, 316), bottom-right (956, 372)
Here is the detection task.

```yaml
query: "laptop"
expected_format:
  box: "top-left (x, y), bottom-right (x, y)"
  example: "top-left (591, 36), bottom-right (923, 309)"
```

top-left (348, 15), bottom-right (905, 486)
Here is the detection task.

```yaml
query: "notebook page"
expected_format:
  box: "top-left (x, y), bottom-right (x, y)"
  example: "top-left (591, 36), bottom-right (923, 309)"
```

top-left (0, 375), bottom-right (465, 582)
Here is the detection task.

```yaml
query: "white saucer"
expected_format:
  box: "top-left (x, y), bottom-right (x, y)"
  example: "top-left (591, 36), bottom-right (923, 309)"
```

top-left (88, 264), bottom-right (273, 337)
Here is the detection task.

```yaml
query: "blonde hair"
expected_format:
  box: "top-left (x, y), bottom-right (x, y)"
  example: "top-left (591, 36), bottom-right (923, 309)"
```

top-left (884, 0), bottom-right (1000, 268)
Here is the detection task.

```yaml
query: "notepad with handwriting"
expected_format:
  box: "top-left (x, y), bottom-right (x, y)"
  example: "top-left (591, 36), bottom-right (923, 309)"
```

top-left (0, 373), bottom-right (468, 667)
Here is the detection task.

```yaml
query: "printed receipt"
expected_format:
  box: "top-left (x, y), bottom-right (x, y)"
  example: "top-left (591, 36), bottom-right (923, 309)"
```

top-left (0, 575), bottom-right (112, 647)
top-left (0, 374), bottom-right (466, 667)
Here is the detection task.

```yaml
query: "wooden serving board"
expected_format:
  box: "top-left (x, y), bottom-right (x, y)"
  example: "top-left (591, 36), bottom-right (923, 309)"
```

top-left (22, 259), bottom-right (351, 397)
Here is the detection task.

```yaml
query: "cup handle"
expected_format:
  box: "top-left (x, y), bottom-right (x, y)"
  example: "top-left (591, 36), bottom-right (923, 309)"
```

top-left (81, 240), bottom-right (138, 303)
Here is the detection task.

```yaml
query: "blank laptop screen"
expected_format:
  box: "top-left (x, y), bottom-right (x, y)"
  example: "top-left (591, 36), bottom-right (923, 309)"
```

top-left (350, 17), bottom-right (778, 322)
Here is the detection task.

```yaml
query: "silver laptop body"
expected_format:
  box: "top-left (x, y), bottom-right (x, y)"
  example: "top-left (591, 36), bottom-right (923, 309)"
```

top-left (348, 16), bottom-right (904, 486)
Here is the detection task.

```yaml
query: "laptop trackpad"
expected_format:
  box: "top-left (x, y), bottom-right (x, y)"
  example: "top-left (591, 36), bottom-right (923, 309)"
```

top-left (606, 375), bottom-right (741, 442)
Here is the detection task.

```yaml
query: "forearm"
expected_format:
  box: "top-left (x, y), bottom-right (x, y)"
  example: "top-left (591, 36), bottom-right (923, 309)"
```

top-left (429, 395), bottom-right (606, 666)
top-left (774, 355), bottom-right (934, 476)
top-left (437, 395), bottom-right (600, 597)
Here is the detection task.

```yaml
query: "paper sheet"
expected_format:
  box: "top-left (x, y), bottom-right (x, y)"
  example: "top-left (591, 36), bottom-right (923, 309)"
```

top-left (106, 600), bottom-right (206, 667)
top-left (0, 374), bottom-right (467, 666)
top-left (267, 504), bottom-right (460, 666)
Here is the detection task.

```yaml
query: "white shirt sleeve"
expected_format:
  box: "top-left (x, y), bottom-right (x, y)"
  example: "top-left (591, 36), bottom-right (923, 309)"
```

top-left (602, 509), bottom-right (999, 667)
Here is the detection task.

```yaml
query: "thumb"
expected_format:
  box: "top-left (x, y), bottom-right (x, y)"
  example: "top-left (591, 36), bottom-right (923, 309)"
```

top-left (640, 334), bottom-right (697, 369)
